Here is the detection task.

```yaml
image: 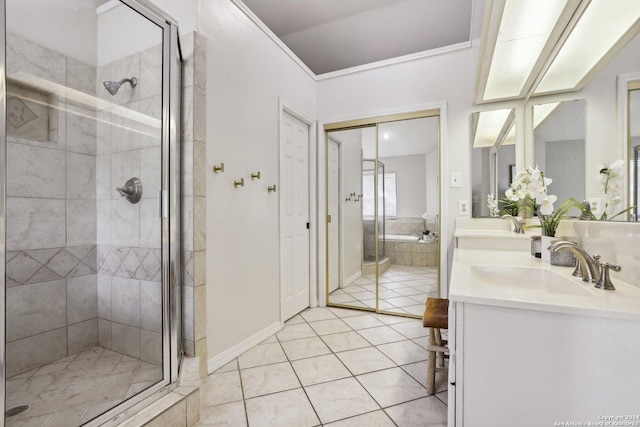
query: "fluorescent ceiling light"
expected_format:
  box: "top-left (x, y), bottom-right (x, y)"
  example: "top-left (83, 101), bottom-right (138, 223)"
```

top-left (533, 102), bottom-right (560, 129)
top-left (501, 124), bottom-right (516, 146)
top-left (473, 108), bottom-right (513, 148)
top-left (535, 0), bottom-right (640, 95)
top-left (482, 0), bottom-right (570, 101)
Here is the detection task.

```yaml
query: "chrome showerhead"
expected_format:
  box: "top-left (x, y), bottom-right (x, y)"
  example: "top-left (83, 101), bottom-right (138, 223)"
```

top-left (103, 77), bottom-right (138, 96)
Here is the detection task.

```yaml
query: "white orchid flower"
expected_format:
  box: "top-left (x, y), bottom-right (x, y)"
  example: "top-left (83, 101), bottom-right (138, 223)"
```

top-left (529, 168), bottom-right (541, 181)
top-left (537, 194), bottom-right (557, 216)
top-left (609, 159), bottom-right (624, 173)
top-left (515, 188), bottom-right (528, 200)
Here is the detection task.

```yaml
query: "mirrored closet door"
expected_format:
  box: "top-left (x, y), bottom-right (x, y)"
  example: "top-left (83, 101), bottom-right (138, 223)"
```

top-left (325, 111), bottom-right (441, 318)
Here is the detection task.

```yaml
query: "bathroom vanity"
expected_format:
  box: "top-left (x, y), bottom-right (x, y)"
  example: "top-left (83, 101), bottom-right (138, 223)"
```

top-left (448, 248), bottom-right (640, 426)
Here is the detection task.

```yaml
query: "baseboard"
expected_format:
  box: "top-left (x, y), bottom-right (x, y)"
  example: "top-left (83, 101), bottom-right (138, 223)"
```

top-left (344, 271), bottom-right (361, 286)
top-left (206, 321), bottom-right (283, 374)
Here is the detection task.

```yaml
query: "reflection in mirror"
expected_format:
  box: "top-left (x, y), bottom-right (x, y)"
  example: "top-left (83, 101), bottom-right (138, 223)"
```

top-left (326, 115), bottom-right (440, 317)
top-left (497, 127), bottom-right (515, 211)
top-left (533, 100), bottom-right (586, 213)
top-left (470, 108), bottom-right (514, 217)
top-left (375, 117), bottom-right (439, 316)
top-left (327, 127), bottom-right (376, 310)
top-left (629, 88), bottom-right (640, 221)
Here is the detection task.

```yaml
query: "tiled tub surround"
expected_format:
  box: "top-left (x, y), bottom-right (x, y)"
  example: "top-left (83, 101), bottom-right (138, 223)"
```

top-left (364, 217), bottom-right (438, 266)
top-left (385, 217), bottom-right (426, 236)
top-left (386, 239), bottom-right (438, 267)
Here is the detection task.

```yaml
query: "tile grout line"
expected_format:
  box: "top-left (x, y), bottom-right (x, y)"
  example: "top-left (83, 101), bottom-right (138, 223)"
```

top-left (274, 327), bottom-right (324, 426)
top-left (298, 311), bottom-right (388, 426)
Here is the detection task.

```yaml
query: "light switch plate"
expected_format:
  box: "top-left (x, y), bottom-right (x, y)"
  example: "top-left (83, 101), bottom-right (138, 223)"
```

top-left (587, 197), bottom-right (602, 215)
top-left (459, 200), bottom-right (470, 216)
top-left (450, 172), bottom-right (461, 188)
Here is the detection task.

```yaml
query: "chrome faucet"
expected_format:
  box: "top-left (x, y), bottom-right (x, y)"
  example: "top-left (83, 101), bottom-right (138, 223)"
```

top-left (501, 214), bottom-right (524, 234)
top-left (547, 241), bottom-right (600, 283)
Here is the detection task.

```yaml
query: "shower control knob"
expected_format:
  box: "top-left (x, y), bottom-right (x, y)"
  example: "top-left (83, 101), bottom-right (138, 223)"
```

top-left (116, 177), bottom-right (143, 204)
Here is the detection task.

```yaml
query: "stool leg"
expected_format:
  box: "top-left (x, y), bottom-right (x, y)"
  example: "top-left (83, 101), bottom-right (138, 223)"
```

top-left (435, 328), bottom-right (444, 367)
top-left (427, 328), bottom-right (436, 394)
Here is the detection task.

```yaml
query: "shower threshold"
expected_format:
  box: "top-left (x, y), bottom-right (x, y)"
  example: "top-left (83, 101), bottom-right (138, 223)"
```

top-left (5, 346), bottom-right (162, 426)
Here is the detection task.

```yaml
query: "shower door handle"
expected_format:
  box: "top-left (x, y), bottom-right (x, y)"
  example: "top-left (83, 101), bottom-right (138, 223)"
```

top-left (159, 190), bottom-right (169, 218)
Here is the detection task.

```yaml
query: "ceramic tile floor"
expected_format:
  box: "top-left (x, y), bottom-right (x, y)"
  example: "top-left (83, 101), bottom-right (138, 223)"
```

top-left (5, 346), bottom-right (162, 427)
top-left (197, 307), bottom-right (448, 426)
top-left (328, 265), bottom-right (439, 317)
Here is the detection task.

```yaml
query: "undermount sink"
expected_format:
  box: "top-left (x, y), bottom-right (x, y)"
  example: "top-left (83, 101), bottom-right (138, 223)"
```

top-left (470, 265), bottom-right (595, 297)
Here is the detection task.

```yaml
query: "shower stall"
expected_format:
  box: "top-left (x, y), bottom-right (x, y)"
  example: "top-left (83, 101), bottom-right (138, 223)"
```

top-left (1, 0), bottom-right (183, 425)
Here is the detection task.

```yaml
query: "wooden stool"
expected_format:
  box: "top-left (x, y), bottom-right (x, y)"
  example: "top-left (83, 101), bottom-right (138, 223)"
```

top-left (423, 297), bottom-right (449, 395)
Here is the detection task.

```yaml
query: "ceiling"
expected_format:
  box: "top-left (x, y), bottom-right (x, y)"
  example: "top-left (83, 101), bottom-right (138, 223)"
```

top-left (241, 0), bottom-right (477, 75)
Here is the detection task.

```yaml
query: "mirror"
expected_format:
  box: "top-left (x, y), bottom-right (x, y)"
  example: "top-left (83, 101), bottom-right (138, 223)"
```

top-left (629, 88), bottom-right (640, 221)
top-left (326, 114), bottom-right (440, 318)
top-left (471, 26), bottom-right (640, 221)
top-left (532, 100), bottom-right (586, 211)
top-left (470, 109), bottom-right (515, 217)
top-left (327, 127), bottom-right (374, 310)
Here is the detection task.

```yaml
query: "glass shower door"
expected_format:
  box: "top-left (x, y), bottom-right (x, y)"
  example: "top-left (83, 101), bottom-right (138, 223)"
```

top-left (2, 1), bottom-right (178, 425)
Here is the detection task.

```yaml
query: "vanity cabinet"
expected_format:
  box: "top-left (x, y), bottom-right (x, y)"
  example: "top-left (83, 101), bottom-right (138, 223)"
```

top-left (450, 284), bottom-right (640, 426)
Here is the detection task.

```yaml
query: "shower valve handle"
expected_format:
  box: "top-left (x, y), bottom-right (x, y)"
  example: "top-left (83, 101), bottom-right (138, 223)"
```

top-left (116, 177), bottom-right (143, 204)
top-left (116, 185), bottom-right (134, 197)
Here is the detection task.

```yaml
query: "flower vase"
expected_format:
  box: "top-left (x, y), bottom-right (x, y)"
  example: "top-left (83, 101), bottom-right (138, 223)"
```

top-left (540, 235), bottom-right (554, 263)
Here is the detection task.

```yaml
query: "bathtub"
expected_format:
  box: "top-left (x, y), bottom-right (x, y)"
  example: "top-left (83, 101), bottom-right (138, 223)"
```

top-left (382, 234), bottom-right (419, 242)
top-left (378, 234), bottom-right (438, 267)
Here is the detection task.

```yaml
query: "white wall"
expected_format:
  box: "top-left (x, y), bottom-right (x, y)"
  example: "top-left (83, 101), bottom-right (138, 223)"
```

top-left (426, 145), bottom-right (438, 217)
top-left (471, 146), bottom-right (491, 217)
top-left (545, 139), bottom-right (585, 206)
top-left (199, 0), bottom-right (317, 360)
top-left (7, 0), bottom-right (97, 65)
top-left (331, 130), bottom-right (363, 284)
top-left (379, 154), bottom-right (427, 218)
top-left (497, 144), bottom-right (515, 199)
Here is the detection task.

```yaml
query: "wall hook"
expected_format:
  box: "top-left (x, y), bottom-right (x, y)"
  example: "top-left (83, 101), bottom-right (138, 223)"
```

top-left (251, 171), bottom-right (261, 180)
top-left (345, 196), bottom-right (352, 202)
top-left (234, 178), bottom-right (245, 188)
top-left (268, 185), bottom-right (277, 193)
top-left (213, 163), bottom-right (224, 173)
top-left (350, 192), bottom-right (356, 197)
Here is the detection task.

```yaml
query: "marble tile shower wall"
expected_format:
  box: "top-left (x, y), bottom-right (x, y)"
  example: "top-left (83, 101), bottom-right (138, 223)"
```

top-left (95, 42), bottom-right (164, 366)
top-left (180, 32), bottom-right (208, 378)
top-left (5, 33), bottom-right (99, 377)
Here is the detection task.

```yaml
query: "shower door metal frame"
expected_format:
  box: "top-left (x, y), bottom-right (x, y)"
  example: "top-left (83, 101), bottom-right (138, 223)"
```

top-left (0, 0), bottom-right (7, 424)
top-left (0, 0), bottom-right (183, 425)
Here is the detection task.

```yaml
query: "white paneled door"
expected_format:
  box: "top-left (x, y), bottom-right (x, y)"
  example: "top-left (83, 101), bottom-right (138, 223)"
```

top-left (280, 111), bottom-right (310, 321)
top-left (327, 138), bottom-right (340, 293)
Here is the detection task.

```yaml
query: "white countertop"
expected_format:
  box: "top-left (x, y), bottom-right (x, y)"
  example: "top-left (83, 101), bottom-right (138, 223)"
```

top-left (449, 248), bottom-right (640, 322)
top-left (454, 229), bottom-right (538, 239)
